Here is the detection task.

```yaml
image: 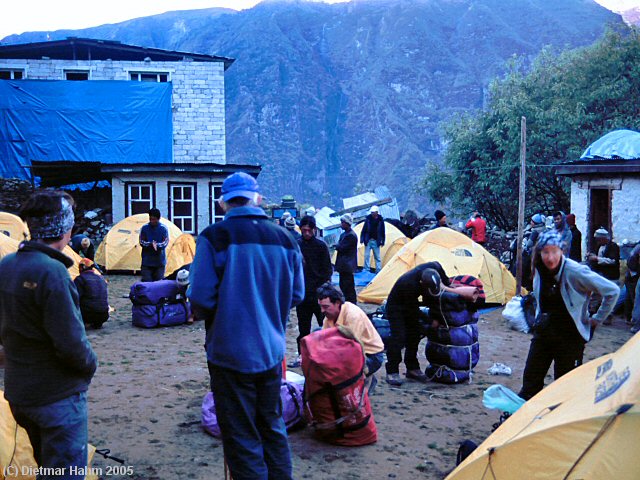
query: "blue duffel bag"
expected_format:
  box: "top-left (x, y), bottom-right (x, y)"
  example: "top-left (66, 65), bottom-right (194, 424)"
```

top-left (425, 324), bottom-right (478, 346)
top-left (132, 302), bottom-right (189, 328)
top-left (425, 341), bottom-right (479, 371)
top-left (425, 364), bottom-right (472, 384)
top-left (129, 279), bottom-right (181, 305)
top-left (369, 314), bottom-right (391, 347)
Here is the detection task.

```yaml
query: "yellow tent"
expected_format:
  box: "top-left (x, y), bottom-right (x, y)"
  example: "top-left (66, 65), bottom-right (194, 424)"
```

top-left (0, 212), bottom-right (29, 241)
top-left (447, 333), bottom-right (640, 479)
top-left (0, 233), bottom-right (83, 280)
top-left (165, 233), bottom-right (196, 277)
top-left (95, 214), bottom-right (182, 272)
top-left (0, 233), bottom-right (19, 260)
top-left (331, 222), bottom-right (409, 269)
top-left (0, 391), bottom-right (98, 480)
top-left (357, 227), bottom-right (515, 305)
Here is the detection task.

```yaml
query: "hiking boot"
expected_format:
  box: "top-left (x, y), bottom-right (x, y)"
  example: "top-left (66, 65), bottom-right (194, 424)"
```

top-left (287, 355), bottom-right (302, 368)
top-left (385, 373), bottom-right (403, 387)
top-left (631, 326), bottom-right (639, 334)
top-left (406, 369), bottom-right (428, 383)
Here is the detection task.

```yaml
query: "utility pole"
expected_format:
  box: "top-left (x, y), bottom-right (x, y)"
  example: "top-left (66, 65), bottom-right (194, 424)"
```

top-left (515, 117), bottom-right (526, 296)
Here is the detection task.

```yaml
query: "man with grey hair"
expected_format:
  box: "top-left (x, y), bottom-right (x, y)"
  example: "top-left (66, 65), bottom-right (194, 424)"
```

top-left (0, 190), bottom-right (97, 477)
top-left (188, 172), bottom-right (304, 479)
top-left (335, 213), bottom-right (358, 303)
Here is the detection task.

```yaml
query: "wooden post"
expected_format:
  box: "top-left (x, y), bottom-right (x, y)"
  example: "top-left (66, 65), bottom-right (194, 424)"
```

top-left (515, 117), bottom-right (527, 296)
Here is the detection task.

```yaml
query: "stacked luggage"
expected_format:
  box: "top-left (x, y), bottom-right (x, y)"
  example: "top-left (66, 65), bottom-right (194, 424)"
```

top-left (424, 275), bottom-right (484, 384)
top-left (129, 279), bottom-right (190, 328)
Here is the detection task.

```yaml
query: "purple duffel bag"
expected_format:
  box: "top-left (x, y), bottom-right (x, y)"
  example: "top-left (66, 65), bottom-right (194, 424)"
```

top-left (129, 280), bottom-right (180, 305)
top-left (425, 364), bottom-right (472, 384)
top-left (132, 302), bottom-right (188, 328)
top-left (202, 380), bottom-right (305, 437)
top-left (425, 324), bottom-right (479, 346)
top-left (425, 341), bottom-right (480, 371)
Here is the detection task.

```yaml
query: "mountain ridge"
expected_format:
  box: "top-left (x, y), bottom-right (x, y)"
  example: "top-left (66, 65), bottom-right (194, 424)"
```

top-left (1, 0), bottom-right (625, 209)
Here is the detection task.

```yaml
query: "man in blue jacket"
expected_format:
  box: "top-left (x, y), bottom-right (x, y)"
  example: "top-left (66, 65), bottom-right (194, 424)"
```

top-left (139, 208), bottom-right (169, 282)
top-left (360, 205), bottom-right (385, 273)
top-left (0, 191), bottom-right (97, 478)
top-left (188, 172), bottom-right (304, 480)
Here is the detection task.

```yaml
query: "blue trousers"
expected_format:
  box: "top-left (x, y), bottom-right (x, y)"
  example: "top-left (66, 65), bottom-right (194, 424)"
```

top-left (364, 239), bottom-right (382, 272)
top-left (10, 392), bottom-right (88, 480)
top-left (208, 362), bottom-right (292, 480)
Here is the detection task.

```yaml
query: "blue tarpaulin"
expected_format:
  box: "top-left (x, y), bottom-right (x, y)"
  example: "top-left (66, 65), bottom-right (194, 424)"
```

top-left (0, 80), bottom-right (173, 181)
top-left (580, 129), bottom-right (640, 160)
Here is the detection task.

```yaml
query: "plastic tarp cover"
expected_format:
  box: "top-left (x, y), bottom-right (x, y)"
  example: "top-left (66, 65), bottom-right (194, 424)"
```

top-left (580, 129), bottom-right (640, 160)
top-left (0, 80), bottom-right (173, 180)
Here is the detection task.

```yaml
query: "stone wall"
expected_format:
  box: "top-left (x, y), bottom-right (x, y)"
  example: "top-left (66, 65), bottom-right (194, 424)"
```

top-left (0, 58), bottom-right (227, 164)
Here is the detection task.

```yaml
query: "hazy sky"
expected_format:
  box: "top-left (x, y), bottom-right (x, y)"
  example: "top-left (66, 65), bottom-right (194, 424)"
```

top-left (0, 0), bottom-right (633, 40)
top-left (0, 0), bottom-right (349, 39)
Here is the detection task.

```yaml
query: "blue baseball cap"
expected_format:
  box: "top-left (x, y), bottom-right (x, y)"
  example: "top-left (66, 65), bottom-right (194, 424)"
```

top-left (221, 172), bottom-right (260, 201)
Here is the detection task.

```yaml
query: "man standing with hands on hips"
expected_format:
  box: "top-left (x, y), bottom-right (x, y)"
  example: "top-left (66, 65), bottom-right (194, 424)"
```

top-left (188, 172), bottom-right (304, 480)
top-left (0, 191), bottom-right (97, 478)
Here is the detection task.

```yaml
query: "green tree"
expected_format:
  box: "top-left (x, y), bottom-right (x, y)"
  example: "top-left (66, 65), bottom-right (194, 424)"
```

top-left (421, 28), bottom-right (640, 230)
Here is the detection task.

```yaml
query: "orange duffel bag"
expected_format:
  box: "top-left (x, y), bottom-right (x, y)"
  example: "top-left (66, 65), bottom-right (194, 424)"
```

top-left (300, 326), bottom-right (377, 446)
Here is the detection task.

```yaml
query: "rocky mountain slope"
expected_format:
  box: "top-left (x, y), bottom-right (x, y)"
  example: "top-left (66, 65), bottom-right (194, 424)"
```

top-left (1, 0), bottom-right (624, 209)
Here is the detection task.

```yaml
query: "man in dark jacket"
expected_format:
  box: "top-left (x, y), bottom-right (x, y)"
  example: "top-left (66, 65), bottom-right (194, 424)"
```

top-left (566, 213), bottom-right (582, 262)
top-left (139, 208), bottom-right (169, 282)
top-left (188, 172), bottom-right (304, 480)
top-left (335, 213), bottom-right (358, 303)
top-left (626, 243), bottom-right (640, 331)
top-left (385, 262), bottom-right (451, 386)
top-left (289, 215), bottom-right (333, 367)
top-left (553, 211), bottom-right (573, 257)
top-left (430, 209), bottom-right (449, 229)
top-left (74, 258), bottom-right (109, 329)
top-left (70, 234), bottom-right (95, 261)
top-left (360, 205), bottom-right (385, 273)
top-left (587, 227), bottom-right (620, 325)
top-left (0, 191), bottom-right (97, 475)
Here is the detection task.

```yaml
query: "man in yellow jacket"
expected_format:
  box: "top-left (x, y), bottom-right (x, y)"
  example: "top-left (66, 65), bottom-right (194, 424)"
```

top-left (317, 282), bottom-right (385, 392)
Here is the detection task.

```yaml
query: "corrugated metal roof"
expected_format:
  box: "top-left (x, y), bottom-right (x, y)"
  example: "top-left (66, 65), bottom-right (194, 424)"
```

top-left (341, 187), bottom-right (400, 224)
top-left (314, 206), bottom-right (340, 231)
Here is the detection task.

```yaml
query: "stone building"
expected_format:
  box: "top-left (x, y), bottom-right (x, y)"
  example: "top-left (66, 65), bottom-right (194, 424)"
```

top-left (557, 129), bottom-right (640, 254)
top-left (0, 37), bottom-right (259, 233)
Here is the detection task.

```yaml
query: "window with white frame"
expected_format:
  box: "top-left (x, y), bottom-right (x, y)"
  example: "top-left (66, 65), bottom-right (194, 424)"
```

top-left (64, 69), bottom-right (90, 80)
top-left (169, 183), bottom-right (196, 234)
top-left (0, 69), bottom-right (24, 80)
top-left (210, 183), bottom-right (225, 224)
top-left (129, 71), bottom-right (169, 82)
top-left (126, 182), bottom-right (155, 217)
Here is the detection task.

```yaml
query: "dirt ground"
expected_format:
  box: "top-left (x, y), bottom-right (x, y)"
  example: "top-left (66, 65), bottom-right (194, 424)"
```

top-left (0, 274), bottom-right (633, 480)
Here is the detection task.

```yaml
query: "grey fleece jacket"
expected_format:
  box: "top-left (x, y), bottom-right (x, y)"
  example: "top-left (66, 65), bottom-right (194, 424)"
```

top-left (533, 256), bottom-right (619, 342)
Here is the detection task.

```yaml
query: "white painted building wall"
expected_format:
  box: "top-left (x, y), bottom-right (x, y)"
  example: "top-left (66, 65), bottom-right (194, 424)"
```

top-left (0, 58), bottom-right (227, 164)
top-left (112, 173), bottom-right (225, 233)
top-left (570, 175), bottom-right (640, 253)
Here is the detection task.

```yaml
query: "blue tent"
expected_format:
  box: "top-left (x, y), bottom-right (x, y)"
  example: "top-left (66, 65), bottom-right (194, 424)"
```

top-left (580, 129), bottom-right (640, 160)
top-left (0, 80), bottom-right (173, 184)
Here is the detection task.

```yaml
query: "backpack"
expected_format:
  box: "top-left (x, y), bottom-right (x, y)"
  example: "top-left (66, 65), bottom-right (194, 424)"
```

top-left (300, 327), bottom-right (377, 446)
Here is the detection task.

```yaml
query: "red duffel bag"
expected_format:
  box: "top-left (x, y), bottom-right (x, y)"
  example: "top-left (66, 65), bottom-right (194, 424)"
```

top-left (300, 326), bottom-right (377, 446)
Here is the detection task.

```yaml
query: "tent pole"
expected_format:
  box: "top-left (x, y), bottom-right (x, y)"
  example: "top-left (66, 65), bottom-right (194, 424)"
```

top-left (515, 117), bottom-right (527, 296)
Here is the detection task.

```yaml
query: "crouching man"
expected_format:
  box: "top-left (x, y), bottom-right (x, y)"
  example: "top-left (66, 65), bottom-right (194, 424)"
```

top-left (317, 283), bottom-right (385, 391)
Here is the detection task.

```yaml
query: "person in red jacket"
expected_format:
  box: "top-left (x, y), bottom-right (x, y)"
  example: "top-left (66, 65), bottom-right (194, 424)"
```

top-left (465, 211), bottom-right (487, 246)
